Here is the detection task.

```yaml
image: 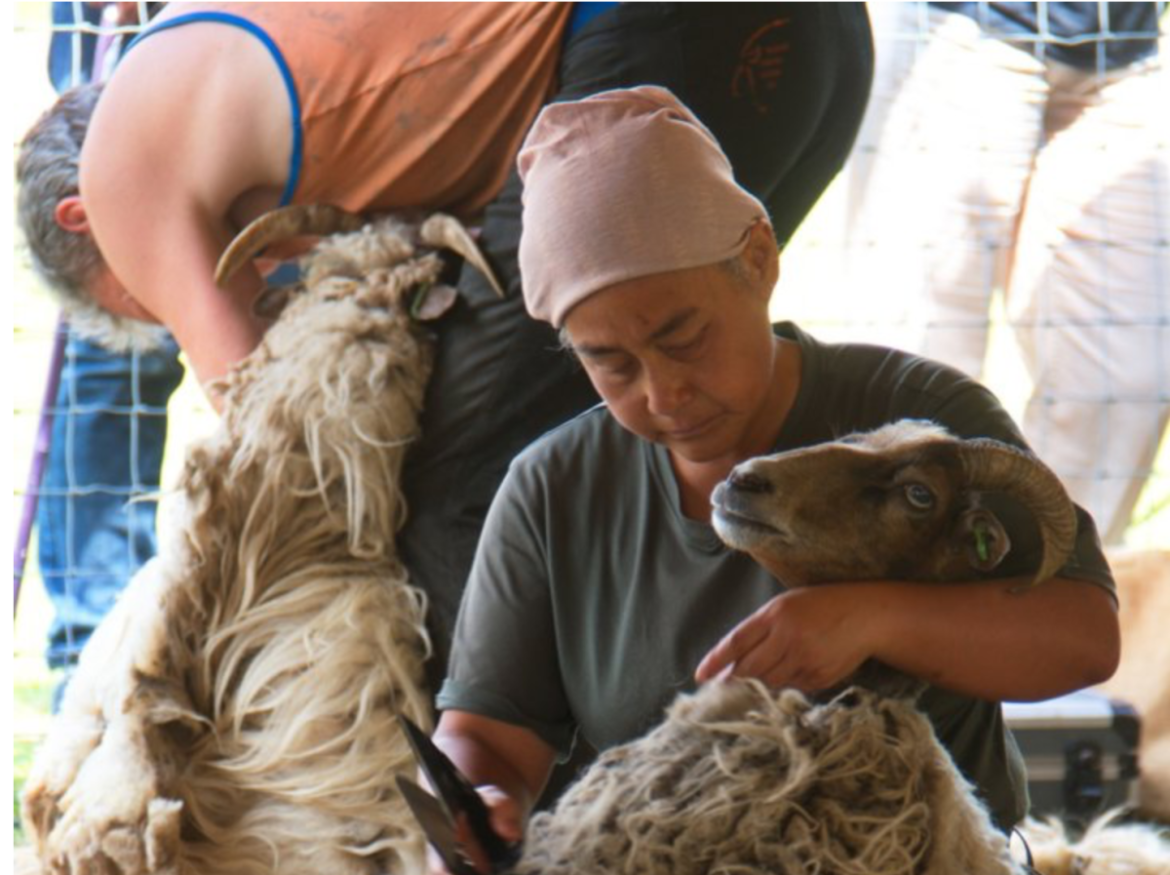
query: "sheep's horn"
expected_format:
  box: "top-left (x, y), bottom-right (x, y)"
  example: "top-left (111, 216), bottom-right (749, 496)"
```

top-left (419, 213), bottom-right (507, 298)
top-left (957, 440), bottom-right (1078, 586)
top-left (215, 205), bottom-right (367, 287)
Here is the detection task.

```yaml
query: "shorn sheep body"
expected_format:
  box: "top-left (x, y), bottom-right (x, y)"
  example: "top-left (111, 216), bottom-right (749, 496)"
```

top-left (517, 420), bottom-right (1082, 875)
top-left (20, 208), bottom-right (498, 875)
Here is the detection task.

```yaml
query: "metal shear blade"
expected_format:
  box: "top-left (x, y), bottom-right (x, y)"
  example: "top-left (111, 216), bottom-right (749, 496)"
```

top-left (397, 714), bottom-right (522, 873)
top-left (396, 775), bottom-right (481, 875)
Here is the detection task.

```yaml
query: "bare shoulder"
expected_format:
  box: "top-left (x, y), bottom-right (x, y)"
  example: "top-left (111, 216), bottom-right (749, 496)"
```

top-left (83, 21), bottom-right (290, 222)
top-left (76, 23), bottom-right (288, 385)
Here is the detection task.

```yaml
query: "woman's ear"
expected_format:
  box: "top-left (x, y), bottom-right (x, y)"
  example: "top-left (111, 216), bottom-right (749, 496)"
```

top-left (743, 220), bottom-right (780, 294)
top-left (54, 196), bottom-right (91, 235)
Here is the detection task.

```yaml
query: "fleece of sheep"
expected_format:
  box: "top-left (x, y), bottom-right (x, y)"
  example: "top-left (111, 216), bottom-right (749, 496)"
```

top-left (516, 679), bottom-right (1023, 875)
top-left (20, 220), bottom-right (444, 875)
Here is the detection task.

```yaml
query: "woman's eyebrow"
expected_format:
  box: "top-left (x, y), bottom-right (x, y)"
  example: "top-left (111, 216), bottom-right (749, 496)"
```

top-left (575, 307), bottom-right (700, 358)
top-left (648, 308), bottom-right (699, 343)
top-left (576, 343), bottom-right (623, 360)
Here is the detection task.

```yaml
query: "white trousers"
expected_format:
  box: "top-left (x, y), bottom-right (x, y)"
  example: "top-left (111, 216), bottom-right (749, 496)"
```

top-left (847, 7), bottom-right (1169, 545)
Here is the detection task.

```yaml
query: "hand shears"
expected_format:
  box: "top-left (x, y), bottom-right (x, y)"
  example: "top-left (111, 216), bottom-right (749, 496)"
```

top-left (395, 714), bottom-right (522, 875)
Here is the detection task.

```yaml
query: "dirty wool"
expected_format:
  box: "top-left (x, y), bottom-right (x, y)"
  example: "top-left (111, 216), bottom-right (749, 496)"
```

top-left (518, 680), bottom-right (1021, 875)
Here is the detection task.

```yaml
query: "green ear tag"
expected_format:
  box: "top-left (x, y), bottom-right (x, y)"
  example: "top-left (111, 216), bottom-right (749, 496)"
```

top-left (409, 282), bottom-right (433, 320)
top-left (974, 522), bottom-right (990, 563)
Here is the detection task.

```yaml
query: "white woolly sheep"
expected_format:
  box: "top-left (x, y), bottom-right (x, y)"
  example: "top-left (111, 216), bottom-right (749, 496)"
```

top-left (20, 205), bottom-right (501, 875)
top-left (1020, 808), bottom-right (1170, 874)
top-left (515, 420), bottom-right (1080, 874)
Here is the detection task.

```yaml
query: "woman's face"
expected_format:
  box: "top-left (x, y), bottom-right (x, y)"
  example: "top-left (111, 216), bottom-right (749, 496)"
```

top-left (563, 225), bottom-right (786, 468)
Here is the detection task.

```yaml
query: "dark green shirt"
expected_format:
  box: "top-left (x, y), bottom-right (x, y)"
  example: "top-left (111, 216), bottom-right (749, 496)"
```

top-left (438, 322), bottom-right (1115, 830)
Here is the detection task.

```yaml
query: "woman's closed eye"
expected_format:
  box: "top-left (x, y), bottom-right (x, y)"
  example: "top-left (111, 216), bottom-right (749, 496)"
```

top-left (662, 326), bottom-right (708, 359)
top-left (588, 353), bottom-right (638, 381)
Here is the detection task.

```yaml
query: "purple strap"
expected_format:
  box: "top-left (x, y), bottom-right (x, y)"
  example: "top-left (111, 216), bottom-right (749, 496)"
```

top-left (13, 316), bottom-right (68, 616)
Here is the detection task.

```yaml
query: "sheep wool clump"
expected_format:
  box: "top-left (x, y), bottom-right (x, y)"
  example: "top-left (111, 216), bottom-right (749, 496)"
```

top-left (1020, 809), bottom-right (1170, 875)
top-left (19, 214), bottom-right (455, 875)
top-left (517, 679), bottom-right (1023, 875)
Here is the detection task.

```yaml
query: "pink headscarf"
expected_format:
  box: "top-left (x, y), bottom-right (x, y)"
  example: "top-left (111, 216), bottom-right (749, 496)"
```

top-left (518, 85), bottom-right (768, 327)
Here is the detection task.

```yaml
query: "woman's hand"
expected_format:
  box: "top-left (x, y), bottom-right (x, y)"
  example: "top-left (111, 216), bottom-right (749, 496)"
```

top-left (694, 584), bottom-right (882, 692)
top-left (425, 783), bottom-right (526, 875)
top-left (426, 710), bottom-right (555, 874)
top-left (696, 576), bottom-right (1119, 702)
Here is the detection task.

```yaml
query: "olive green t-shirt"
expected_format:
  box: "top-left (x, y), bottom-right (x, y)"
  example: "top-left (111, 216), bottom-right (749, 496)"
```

top-left (437, 322), bottom-right (1115, 830)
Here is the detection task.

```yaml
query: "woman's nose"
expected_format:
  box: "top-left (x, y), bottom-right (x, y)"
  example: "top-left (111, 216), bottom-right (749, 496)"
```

top-left (643, 362), bottom-right (693, 416)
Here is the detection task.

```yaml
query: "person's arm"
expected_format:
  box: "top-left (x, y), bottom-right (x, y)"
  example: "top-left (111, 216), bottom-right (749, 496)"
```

top-left (78, 22), bottom-right (290, 403)
top-left (695, 574), bottom-right (1119, 702)
top-left (429, 710), bottom-right (556, 874)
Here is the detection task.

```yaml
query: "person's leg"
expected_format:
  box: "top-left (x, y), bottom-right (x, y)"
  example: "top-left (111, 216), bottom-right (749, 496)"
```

top-left (399, 2), bottom-right (876, 694)
top-left (1007, 57), bottom-right (1170, 544)
top-left (48, 1), bottom-right (101, 91)
top-left (39, 331), bottom-right (184, 672)
top-left (844, 8), bottom-right (1047, 375)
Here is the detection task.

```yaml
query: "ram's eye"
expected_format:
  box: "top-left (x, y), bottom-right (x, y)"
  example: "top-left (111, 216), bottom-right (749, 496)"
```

top-left (904, 483), bottom-right (935, 510)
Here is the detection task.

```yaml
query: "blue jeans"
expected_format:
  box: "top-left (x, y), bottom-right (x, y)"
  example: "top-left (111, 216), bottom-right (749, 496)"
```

top-left (48, 1), bottom-right (101, 91)
top-left (38, 331), bottom-right (184, 668)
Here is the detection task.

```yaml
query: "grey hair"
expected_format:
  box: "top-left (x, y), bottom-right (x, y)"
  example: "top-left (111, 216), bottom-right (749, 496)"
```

top-left (16, 82), bottom-right (167, 352)
top-left (557, 324), bottom-right (575, 354)
top-left (719, 250), bottom-right (753, 286)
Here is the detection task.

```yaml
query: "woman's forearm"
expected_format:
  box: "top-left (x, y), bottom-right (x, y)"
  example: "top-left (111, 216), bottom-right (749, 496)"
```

top-left (867, 576), bottom-right (1120, 701)
top-left (432, 710), bottom-right (556, 825)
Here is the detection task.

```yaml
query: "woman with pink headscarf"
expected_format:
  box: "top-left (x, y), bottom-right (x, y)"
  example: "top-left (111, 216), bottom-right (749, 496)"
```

top-left (430, 86), bottom-right (1119, 869)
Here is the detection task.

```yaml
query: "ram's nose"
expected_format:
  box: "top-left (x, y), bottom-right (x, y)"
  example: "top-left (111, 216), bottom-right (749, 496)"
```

top-left (727, 469), bottom-right (772, 495)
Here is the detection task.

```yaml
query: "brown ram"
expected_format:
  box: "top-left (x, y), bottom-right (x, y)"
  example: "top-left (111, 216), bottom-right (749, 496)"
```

top-left (711, 418), bottom-right (1077, 589)
top-left (512, 421), bottom-right (1090, 874)
top-left (711, 419), bottom-right (1078, 697)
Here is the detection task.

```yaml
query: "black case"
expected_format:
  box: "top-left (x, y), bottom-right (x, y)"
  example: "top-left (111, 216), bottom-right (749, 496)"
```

top-left (1003, 689), bottom-right (1141, 819)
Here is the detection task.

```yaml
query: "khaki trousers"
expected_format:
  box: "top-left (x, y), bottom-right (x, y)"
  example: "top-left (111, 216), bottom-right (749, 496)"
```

top-left (848, 7), bottom-right (1168, 544)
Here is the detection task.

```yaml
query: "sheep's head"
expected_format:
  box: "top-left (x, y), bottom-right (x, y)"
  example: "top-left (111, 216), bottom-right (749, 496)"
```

top-left (711, 420), bottom-right (1077, 589)
top-left (200, 205), bottom-right (508, 556)
top-left (214, 203), bottom-right (505, 322)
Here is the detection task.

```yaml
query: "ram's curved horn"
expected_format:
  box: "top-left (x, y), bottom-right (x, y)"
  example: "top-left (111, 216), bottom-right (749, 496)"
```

top-left (215, 205), bottom-right (366, 288)
top-left (957, 439), bottom-right (1078, 586)
top-left (419, 213), bottom-right (506, 298)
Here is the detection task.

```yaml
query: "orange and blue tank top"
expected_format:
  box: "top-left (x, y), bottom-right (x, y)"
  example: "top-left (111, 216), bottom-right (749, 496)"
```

top-left (137, 2), bottom-right (572, 216)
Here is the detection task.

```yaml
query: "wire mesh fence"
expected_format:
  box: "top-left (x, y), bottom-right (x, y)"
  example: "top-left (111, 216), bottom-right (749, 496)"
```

top-left (11, 1), bottom-right (219, 755)
top-left (10, 0), bottom-right (1169, 725)
top-left (777, 1), bottom-right (1169, 549)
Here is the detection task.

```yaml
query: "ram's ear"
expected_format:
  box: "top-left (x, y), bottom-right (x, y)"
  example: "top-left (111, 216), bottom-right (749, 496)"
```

top-left (252, 284), bottom-right (297, 321)
top-left (409, 283), bottom-right (458, 322)
top-left (958, 507), bottom-right (1011, 572)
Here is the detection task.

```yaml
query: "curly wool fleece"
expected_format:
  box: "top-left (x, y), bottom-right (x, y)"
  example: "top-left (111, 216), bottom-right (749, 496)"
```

top-left (516, 680), bottom-right (1022, 875)
top-left (21, 217), bottom-right (442, 875)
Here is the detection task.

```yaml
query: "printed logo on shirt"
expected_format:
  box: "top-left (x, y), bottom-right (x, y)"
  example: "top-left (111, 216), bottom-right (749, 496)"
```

top-left (731, 18), bottom-right (791, 115)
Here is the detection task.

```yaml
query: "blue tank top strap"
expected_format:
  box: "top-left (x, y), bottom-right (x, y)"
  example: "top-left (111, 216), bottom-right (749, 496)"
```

top-left (565, 2), bottom-right (620, 43)
top-left (125, 11), bottom-right (302, 206)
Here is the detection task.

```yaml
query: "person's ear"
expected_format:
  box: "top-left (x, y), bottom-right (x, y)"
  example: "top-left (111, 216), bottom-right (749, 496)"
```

top-left (743, 220), bottom-right (779, 294)
top-left (54, 196), bottom-right (91, 235)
